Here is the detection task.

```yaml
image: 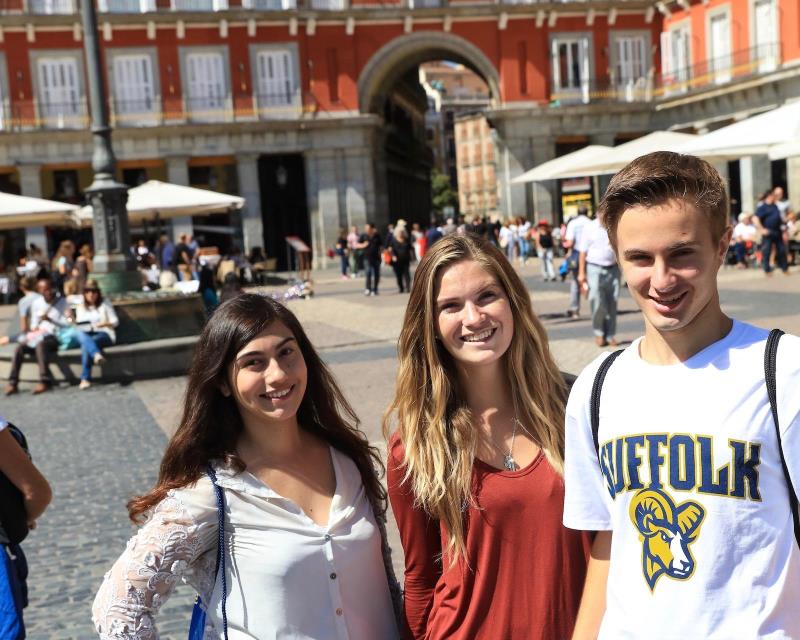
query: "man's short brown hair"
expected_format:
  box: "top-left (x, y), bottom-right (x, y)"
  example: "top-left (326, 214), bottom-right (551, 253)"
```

top-left (598, 151), bottom-right (729, 246)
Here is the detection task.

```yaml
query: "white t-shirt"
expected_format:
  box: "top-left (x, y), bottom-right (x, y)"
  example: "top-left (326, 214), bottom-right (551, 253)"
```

top-left (576, 218), bottom-right (616, 267)
top-left (565, 214), bottom-right (591, 247)
top-left (29, 295), bottom-right (70, 334)
top-left (563, 320), bottom-right (800, 639)
top-left (734, 222), bottom-right (758, 242)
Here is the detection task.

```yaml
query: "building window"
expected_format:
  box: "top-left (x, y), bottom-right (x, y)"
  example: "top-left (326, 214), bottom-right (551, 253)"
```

top-left (98, 0), bottom-right (155, 12)
top-left (254, 49), bottom-right (295, 110)
top-left (753, 0), bottom-right (779, 72)
top-left (112, 54), bottom-right (157, 124)
top-left (550, 35), bottom-right (591, 104)
top-left (29, 0), bottom-right (74, 14)
top-left (661, 24), bottom-right (691, 94)
top-left (708, 11), bottom-right (732, 84)
top-left (172, 0), bottom-right (227, 9)
top-left (36, 56), bottom-right (84, 129)
top-left (308, 0), bottom-right (345, 8)
top-left (612, 34), bottom-right (649, 101)
top-left (183, 50), bottom-right (229, 122)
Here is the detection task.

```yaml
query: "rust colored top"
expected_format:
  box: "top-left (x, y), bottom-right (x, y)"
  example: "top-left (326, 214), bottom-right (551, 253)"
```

top-left (387, 435), bottom-right (592, 640)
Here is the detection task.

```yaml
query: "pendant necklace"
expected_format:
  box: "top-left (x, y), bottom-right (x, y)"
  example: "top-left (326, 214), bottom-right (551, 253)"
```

top-left (502, 418), bottom-right (519, 471)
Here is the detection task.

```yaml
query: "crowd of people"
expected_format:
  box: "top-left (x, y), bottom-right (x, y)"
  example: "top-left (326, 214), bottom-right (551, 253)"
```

top-left (729, 185), bottom-right (800, 274)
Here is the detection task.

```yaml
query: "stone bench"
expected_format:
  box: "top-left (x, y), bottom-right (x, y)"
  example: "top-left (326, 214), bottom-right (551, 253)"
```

top-left (0, 335), bottom-right (199, 385)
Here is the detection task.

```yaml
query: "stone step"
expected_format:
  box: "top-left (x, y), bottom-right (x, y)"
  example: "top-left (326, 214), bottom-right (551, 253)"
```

top-left (0, 336), bottom-right (199, 385)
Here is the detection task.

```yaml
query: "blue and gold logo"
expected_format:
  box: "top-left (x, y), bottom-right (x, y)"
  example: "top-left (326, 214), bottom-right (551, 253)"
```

top-left (629, 488), bottom-right (705, 591)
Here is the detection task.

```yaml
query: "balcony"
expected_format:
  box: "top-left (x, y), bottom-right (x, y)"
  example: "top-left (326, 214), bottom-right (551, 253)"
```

top-left (656, 42), bottom-right (781, 99)
top-left (549, 76), bottom-right (653, 106)
top-left (241, 0), bottom-right (295, 8)
top-left (110, 97), bottom-right (162, 127)
top-left (0, 99), bottom-right (89, 131)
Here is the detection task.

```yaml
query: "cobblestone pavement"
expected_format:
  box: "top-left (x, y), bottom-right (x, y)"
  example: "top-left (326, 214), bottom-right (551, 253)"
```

top-left (6, 260), bottom-right (800, 638)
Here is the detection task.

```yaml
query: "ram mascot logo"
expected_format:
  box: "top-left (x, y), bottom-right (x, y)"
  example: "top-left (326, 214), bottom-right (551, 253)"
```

top-left (629, 488), bottom-right (706, 591)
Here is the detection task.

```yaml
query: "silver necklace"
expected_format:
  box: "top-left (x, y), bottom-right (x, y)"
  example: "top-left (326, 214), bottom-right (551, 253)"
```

top-left (502, 418), bottom-right (519, 471)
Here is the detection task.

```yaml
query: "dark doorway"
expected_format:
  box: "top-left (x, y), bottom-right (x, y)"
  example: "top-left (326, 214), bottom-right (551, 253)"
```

top-left (258, 154), bottom-right (310, 271)
top-left (771, 159), bottom-right (787, 196)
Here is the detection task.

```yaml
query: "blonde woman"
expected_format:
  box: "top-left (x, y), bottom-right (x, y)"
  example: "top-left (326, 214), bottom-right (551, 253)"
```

top-left (384, 234), bottom-right (591, 640)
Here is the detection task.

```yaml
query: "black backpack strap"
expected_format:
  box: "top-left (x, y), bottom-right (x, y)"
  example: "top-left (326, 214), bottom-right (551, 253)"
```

top-left (590, 350), bottom-right (624, 459)
top-left (206, 466), bottom-right (230, 640)
top-left (764, 329), bottom-right (800, 548)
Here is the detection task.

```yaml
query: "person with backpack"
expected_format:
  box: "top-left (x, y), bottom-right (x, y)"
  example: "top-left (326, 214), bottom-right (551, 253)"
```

top-left (0, 417), bottom-right (52, 640)
top-left (563, 152), bottom-right (800, 639)
top-left (92, 294), bottom-right (401, 639)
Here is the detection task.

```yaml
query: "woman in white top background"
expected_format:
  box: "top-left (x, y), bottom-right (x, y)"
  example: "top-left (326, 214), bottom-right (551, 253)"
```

top-left (92, 293), bottom-right (401, 639)
top-left (73, 279), bottom-right (119, 390)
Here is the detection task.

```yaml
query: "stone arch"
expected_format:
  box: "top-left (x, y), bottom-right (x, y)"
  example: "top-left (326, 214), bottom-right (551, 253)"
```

top-left (358, 31), bottom-right (501, 115)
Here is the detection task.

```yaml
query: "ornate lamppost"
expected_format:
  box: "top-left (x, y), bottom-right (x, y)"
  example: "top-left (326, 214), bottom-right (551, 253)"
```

top-left (80, 0), bottom-right (140, 293)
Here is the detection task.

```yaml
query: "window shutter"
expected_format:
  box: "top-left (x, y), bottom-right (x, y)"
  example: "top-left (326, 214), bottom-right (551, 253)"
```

top-left (660, 31), bottom-right (672, 77)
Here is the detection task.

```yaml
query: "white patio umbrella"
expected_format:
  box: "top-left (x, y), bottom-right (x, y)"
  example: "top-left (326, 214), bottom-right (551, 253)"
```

top-left (677, 101), bottom-right (800, 160)
top-left (511, 145), bottom-right (613, 184)
top-left (0, 192), bottom-right (78, 230)
top-left (76, 180), bottom-right (245, 227)
top-left (565, 131), bottom-right (699, 176)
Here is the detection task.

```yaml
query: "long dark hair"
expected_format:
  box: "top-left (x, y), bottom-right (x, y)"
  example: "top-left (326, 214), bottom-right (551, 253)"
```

top-left (128, 293), bottom-right (386, 522)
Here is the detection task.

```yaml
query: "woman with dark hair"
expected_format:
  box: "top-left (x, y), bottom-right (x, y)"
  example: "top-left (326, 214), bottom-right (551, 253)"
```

top-left (92, 294), bottom-right (401, 639)
top-left (73, 279), bottom-right (119, 390)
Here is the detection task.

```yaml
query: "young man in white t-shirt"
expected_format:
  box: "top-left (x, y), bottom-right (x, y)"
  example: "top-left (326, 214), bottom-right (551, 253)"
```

top-left (564, 152), bottom-right (800, 640)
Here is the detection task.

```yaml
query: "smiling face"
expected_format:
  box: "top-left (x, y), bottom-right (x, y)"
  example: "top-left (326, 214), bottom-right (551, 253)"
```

top-left (616, 199), bottom-right (730, 336)
top-left (434, 259), bottom-right (514, 370)
top-left (227, 321), bottom-right (308, 429)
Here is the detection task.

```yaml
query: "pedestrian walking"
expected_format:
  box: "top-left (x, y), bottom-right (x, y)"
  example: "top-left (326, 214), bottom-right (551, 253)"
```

top-left (577, 217), bottom-right (620, 346)
top-left (357, 223), bottom-right (383, 296)
top-left (535, 220), bottom-right (556, 281)
top-left (565, 151), bottom-right (800, 640)
top-left (173, 234), bottom-right (194, 282)
top-left (755, 189), bottom-right (789, 275)
top-left (92, 294), bottom-right (401, 639)
top-left (389, 227), bottom-right (413, 293)
top-left (335, 228), bottom-right (349, 280)
top-left (347, 225), bottom-right (361, 277)
top-left (563, 206), bottom-right (591, 318)
top-left (0, 416), bottom-right (52, 640)
top-left (384, 234), bottom-right (591, 640)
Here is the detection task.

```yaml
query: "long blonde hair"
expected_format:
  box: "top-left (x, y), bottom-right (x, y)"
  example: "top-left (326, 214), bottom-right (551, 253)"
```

top-left (383, 234), bottom-right (567, 561)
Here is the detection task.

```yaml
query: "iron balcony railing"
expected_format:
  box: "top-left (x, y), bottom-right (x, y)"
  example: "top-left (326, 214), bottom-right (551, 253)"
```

top-left (549, 76), bottom-right (653, 106)
top-left (655, 42), bottom-right (781, 97)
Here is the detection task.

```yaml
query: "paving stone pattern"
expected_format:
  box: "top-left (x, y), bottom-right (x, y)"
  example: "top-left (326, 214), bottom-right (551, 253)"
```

top-left (5, 384), bottom-right (194, 639)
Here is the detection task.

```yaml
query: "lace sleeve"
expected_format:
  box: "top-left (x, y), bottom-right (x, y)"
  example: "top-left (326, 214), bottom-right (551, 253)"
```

top-left (92, 482), bottom-right (218, 640)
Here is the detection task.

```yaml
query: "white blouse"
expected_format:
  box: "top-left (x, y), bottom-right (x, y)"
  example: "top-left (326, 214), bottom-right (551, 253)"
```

top-left (92, 447), bottom-right (399, 640)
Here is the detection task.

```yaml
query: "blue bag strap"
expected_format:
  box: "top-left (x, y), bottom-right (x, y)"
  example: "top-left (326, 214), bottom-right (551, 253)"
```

top-left (764, 329), bottom-right (800, 549)
top-left (205, 466), bottom-right (229, 640)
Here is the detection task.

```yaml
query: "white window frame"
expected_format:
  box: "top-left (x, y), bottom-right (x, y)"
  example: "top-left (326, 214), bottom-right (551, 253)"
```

top-left (30, 50), bottom-right (85, 129)
top-left (549, 32), bottom-right (593, 104)
top-left (98, 0), bottom-right (155, 12)
top-left (249, 44), bottom-right (301, 119)
top-left (609, 30), bottom-right (651, 102)
top-left (706, 5), bottom-right (732, 85)
top-left (180, 47), bottom-right (231, 122)
top-left (662, 20), bottom-right (692, 95)
top-left (107, 48), bottom-right (160, 126)
top-left (171, 0), bottom-right (227, 11)
top-left (750, 0), bottom-right (779, 72)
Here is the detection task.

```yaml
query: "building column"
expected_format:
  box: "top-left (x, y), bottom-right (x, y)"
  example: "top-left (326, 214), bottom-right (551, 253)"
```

top-left (529, 136), bottom-right (557, 223)
top-left (305, 150), bottom-right (341, 269)
top-left (591, 133), bottom-right (617, 202)
top-left (166, 156), bottom-right (193, 241)
top-left (739, 156), bottom-right (771, 214)
top-left (17, 164), bottom-right (49, 255)
top-left (236, 153), bottom-right (264, 253)
top-left (786, 157), bottom-right (800, 207)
